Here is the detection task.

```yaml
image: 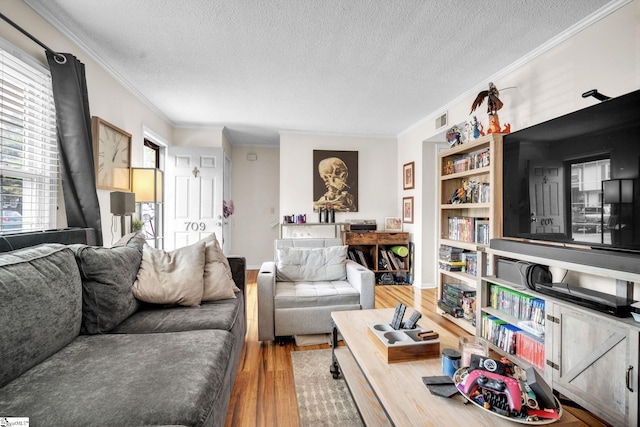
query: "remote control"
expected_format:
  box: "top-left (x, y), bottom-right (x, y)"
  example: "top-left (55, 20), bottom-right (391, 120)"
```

top-left (403, 310), bottom-right (422, 329)
top-left (390, 302), bottom-right (406, 330)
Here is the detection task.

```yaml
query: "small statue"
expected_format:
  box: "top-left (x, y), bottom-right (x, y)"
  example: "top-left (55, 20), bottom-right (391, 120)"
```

top-left (446, 126), bottom-right (464, 146)
top-left (471, 116), bottom-right (484, 139)
top-left (451, 180), bottom-right (469, 204)
top-left (470, 82), bottom-right (513, 135)
top-left (487, 114), bottom-right (501, 134)
top-left (471, 82), bottom-right (503, 116)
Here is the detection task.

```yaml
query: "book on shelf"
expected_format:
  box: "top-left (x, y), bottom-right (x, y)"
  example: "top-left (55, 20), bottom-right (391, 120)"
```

top-left (386, 249), bottom-right (400, 270)
top-left (462, 252), bottom-right (477, 275)
top-left (439, 244), bottom-right (465, 261)
top-left (447, 216), bottom-right (475, 242)
top-left (378, 249), bottom-right (391, 270)
top-left (489, 284), bottom-right (545, 326)
top-left (464, 181), bottom-right (491, 204)
top-left (354, 249), bottom-right (369, 269)
top-left (474, 218), bottom-right (490, 245)
top-left (515, 330), bottom-right (545, 370)
top-left (438, 259), bottom-right (466, 271)
top-left (442, 149), bottom-right (491, 176)
top-left (447, 216), bottom-right (490, 245)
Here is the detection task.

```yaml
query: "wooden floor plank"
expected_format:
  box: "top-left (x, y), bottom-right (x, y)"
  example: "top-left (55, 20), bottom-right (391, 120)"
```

top-left (225, 271), bottom-right (610, 427)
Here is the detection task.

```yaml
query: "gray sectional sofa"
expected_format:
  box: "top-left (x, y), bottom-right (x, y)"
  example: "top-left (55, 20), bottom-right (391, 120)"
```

top-left (0, 231), bottom-right (246, 427)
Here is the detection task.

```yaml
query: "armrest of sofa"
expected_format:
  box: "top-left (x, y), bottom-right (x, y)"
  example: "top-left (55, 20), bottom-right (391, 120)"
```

top-left (346, 260), bottom-right (375, 309)
top-left (227, 256), bottom-right (246, 294)
top-left (257, 261), bottom-right (276, 341)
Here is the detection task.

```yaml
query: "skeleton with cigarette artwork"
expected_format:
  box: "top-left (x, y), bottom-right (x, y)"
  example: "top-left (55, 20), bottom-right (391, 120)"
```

top-left (314, 157), bottom-right (356, 212)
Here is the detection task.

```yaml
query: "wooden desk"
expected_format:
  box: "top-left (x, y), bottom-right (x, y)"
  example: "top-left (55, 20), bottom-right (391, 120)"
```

top-left (331, 308), bottom-right (580, 426)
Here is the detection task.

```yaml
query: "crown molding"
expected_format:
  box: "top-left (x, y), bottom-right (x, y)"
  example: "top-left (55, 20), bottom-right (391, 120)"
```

top-left (279, 129), bottom-right (396, 140)
top-left (24, 0), bottom-right (174, 127)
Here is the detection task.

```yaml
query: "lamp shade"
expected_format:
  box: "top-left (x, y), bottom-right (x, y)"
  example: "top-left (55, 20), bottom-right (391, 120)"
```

top-left (110, 191), bottom-right (135, 215)
top-left (132, 168), bottom-right (163, 203)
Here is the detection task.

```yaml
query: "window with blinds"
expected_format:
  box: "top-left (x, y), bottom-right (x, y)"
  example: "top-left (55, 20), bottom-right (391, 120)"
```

top-left (0, 46), bottom-right (58, 234)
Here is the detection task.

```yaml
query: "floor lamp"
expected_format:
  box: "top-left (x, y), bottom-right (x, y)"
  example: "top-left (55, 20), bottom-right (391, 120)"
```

top-left (131, 168), bottom-right (164, 249)
top-left (110, 191), bottom-right (135, 237)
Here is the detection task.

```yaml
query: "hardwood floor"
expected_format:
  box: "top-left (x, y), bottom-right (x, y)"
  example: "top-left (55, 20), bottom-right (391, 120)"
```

top-left (224, 270), bottom-right (611, 426)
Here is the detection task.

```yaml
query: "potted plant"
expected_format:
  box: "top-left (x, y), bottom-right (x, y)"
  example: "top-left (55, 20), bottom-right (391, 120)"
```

top-left (132, 219), bottom-right (144, 232)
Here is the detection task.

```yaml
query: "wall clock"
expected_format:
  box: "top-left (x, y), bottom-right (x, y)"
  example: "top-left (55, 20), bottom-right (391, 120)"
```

top-left (92, 116), bottom-right (132, 190)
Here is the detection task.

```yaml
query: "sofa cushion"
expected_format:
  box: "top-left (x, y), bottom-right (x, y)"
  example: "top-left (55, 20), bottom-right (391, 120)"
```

top-left (111, 291), bottom-right (243, 334)
top-left (0, 330), bottom-right (234, 427)
top-left (133, 240), bottom-right (206, 306)
top-left (114, 231), bottom-right (146, 252)
top-left (202, 233), bottom-right (239, 300)
top-left (274, 280), bottom-right (361, 309)
top-left (0, 245), bottom-right (82, 388)
top-left (276, 245), bottom-right (348, 282)
top-left (73, 245), bottom-right (142, 334)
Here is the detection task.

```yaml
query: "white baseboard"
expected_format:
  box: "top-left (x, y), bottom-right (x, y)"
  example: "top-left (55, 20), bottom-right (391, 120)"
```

top-left (415, 282), bottom-right (437, 289)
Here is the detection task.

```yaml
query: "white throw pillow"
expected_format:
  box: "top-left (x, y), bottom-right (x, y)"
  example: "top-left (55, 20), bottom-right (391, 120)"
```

top-left (201, 233), bottom-right (239, 301)
top-left (132, 241), bottom-right (206, 307)
top-left (276, 246), bottom-right (348, 282)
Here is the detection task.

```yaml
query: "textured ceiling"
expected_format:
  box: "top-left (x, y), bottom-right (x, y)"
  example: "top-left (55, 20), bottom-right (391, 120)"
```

top-left (25, 0), bottom-right (615, 146)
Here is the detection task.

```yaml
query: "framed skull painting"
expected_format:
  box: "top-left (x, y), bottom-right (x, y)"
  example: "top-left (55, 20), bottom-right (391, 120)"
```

top-left (313, 150), bottom-right (358, 212)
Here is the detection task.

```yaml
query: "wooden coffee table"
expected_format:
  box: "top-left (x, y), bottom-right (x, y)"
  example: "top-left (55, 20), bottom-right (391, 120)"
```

top-left (330, 308), bottom-right (580, 426)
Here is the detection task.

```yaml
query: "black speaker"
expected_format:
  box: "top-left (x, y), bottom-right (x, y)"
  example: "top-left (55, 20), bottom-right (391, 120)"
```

top-left (526, 264), bottom-right (552, 290)
top-left (496, 258), bottom-right (551, 290)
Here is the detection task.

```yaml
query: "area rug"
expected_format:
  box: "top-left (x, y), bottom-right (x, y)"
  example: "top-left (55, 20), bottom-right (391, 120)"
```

top-left (291, 349), bottom-right (364, 427)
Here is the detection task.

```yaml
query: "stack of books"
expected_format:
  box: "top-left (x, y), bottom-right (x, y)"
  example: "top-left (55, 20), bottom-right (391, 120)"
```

top-left (438, 282), bottom-right (476, 323)
top-left (484, 283), bottom-right (546, 370)
top-left (439, 245), bottom-right (466, 271)
top-left (442, 149), bottom-right (491, 175)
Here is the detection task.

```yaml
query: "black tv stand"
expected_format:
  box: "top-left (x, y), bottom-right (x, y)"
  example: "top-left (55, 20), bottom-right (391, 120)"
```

top-left (533, 282), bottom-right (633, 318)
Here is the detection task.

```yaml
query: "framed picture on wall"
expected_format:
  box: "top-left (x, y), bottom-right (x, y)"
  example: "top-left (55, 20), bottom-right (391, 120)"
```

top-left (403, 161), bottom-right (415, 190)
top-left (312, 150), bottom-right (358, 212)
top-left (402, 196), bottom-right (414, 223)
top-left (92, 116), bottom-right (132, 190)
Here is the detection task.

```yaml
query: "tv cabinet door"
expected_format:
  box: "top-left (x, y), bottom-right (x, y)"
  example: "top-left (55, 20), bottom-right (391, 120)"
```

top-left (551, 303), bottom-right (638, 426)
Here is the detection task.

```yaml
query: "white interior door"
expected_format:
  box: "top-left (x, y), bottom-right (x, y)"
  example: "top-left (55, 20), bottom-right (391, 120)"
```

top-left (223, 153), bottom-right (232, 254)
top-left (529, 161), bottom-right (565, 234)
top-left (165, 147), bottom-right (223, 250)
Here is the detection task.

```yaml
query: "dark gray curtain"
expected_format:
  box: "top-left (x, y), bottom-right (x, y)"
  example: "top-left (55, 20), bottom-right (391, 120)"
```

top-left (46, 52), bottom-right (103, 245)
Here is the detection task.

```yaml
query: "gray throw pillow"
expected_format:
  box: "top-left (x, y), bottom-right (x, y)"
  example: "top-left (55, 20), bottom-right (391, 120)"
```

top-left (75, 245), bottom-right (142, 334)
top-left (114, 231), bottom-right (145, 253)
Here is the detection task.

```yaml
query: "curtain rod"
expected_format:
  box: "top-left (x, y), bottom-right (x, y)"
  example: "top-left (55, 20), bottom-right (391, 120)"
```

top-left (0, 11), bottom-right (66, 64)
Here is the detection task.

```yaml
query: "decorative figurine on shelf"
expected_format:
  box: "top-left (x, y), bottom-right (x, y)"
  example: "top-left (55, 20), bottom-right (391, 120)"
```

top-left (470, 116), bottom-right (484, 139)
top-left (446, 125), bottom-right (465, 146)
top-left (487, 113), bottom-right (501, 134)
top-left (451, 181), bottom-right (468, 204)
top-left (471, 82), bottom-right (503, 116)
top-left (470, 82), bottom-right (511, 135)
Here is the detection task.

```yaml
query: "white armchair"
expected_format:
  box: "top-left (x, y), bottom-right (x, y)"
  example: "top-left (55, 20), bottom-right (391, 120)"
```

top-left (257, 238), bottom-right (375, 342)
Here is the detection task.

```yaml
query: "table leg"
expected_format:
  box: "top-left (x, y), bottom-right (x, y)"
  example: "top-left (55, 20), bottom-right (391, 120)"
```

top-left (330, 322), bottom-right (341, 379)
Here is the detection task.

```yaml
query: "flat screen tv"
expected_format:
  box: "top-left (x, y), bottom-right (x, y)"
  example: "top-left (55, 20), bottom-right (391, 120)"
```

top-left (502, 89), bottom-right (640, 254)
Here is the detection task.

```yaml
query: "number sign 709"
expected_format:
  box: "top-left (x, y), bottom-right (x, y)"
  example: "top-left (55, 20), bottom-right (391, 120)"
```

top-left (185, 221), bottom-right (206, 231)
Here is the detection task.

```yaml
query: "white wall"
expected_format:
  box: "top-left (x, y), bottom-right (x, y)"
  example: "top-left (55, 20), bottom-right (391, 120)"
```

top-left (279, 132), bottom-right (398, 230)
top-left (230, 145), bottom-right (280, 268)
top-left (398, 0), bottom-right (640, 293)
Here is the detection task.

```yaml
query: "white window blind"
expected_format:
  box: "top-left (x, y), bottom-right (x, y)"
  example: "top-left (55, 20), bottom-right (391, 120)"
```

top-left (0, 46), bottom-right (58, 234)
